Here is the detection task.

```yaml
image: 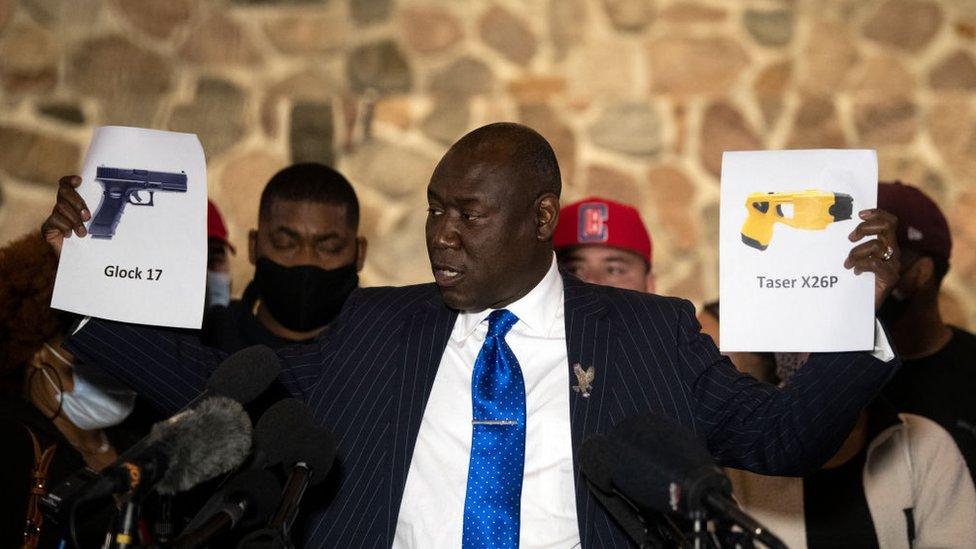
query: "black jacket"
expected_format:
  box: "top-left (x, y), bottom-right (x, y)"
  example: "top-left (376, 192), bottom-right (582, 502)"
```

top-left (67, 274), bottom-right (899, 547)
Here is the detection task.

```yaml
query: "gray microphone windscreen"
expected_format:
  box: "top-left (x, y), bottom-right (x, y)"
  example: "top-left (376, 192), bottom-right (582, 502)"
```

top-left (154, 396), bottom-right (253, 495)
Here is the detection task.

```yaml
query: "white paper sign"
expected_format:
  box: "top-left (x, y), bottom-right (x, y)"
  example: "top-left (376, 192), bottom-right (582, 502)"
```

top-left (51, 126), bottom-right (207, 329)
top-left (719, 150), bottom-right (877, 352)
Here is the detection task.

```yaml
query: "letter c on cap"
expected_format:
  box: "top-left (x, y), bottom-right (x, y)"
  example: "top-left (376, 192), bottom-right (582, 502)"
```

top-left (578, 203), bottom-right (609, 243)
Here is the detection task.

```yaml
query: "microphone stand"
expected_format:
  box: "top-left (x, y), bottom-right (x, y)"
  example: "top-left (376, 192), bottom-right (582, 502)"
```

top-left (174, 509), bottom-right (243, 549)
top-left (702, 493), bottom-right (787, 549)
top-left (266, 462), bottom-right (311, 540)
top-left (600, 485), bottom-right (690, 548)
top-left (153, 494), bottom-right (174, 545)
top-left (106, 492), bottom-right (141, 549)
top-left (713, 516), bottom-right (756, 549)
top-left (105, 462), bottom-right (148, 549)
top-left (237, 462), bottom-right (312, 549)
top-left (689, 509), bottom-right (708, 549)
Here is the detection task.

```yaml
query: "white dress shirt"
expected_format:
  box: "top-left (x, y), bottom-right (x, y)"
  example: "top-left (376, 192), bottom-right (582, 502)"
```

top-left (394, 256), bottom-right (581, 548)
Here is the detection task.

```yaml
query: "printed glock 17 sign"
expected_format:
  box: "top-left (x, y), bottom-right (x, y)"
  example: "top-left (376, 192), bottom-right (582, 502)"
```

top-left (719, 149), bottom-right (878, 353)
top-left (51, 126), bottom-right (207, 329)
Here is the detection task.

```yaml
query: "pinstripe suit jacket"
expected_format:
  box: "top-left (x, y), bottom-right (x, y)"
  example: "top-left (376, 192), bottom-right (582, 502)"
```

top-left (67, 273), bottom-right (896, 548)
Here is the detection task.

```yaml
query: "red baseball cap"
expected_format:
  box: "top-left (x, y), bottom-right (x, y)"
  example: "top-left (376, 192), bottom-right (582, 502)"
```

top-left (554, 196), bottom-right (653, 266)
top-left (877, 181), bottom-right (951, 261)
top-left (208, 200), bottom-right (236, 254)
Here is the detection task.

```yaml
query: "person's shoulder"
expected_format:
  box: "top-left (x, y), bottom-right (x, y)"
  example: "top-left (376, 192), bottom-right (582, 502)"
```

top-left (347, 283), bottom-right (442, 314)
top-left (575, 278), bottom-right (695, 318)
top-left (562, 275), bottom-right (699, 342)
top-left (353, 282), bottom-right (439, 300)
top-left (895, 413), bottom-right (964, 461)
top-left (889, 413), bottom-right (976, 492)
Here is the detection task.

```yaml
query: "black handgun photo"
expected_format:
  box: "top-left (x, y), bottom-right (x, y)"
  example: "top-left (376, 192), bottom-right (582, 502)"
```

top-left (89, 167), bottom-right (187, 239)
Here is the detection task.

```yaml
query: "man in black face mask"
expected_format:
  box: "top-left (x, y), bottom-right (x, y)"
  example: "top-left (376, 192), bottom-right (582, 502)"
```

top-left (875, 180), bottom-right (976, 485)
top-left (200, 163), bottom-right (366, 353)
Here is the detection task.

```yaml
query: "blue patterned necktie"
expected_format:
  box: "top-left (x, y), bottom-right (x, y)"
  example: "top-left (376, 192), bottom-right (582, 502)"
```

top-left (462, 309), bottom-right (525, 549)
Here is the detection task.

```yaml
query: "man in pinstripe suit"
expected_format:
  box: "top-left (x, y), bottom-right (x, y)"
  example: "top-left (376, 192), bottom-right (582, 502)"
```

top-left (47, 123), bottom-right (901, 547)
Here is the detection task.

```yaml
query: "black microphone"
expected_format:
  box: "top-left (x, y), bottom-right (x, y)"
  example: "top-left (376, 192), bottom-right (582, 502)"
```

top-left (172, 469), bottom-right (282, 549)
top-left (266, 422), bottom-right (337, 532)
top-left (237, 412), bottom-right (337, 549)
top-left (251, 398), bottom-right (315, 469)
top-left (579, 435), bottom-right (689, 548)
top-left (42, 396), bottom-right (253, 523)
top-left (189, 345), bottom-right (284, 409)
top-left (581, 413), bottom-right (787, 549)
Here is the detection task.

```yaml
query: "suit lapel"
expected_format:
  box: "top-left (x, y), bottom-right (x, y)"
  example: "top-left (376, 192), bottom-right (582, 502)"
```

top-left (387, 289), bottom-right (457, 540)
top-left (562, 273), bottom-right (614, 548)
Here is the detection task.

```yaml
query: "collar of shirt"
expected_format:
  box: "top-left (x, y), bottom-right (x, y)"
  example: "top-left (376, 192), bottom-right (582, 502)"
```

top-left (452, 255), bottom-right (564, 341)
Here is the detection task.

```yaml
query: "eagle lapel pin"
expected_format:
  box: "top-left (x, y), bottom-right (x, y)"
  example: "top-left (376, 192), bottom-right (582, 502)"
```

top-left (572, 363), bottom-right (595, 398)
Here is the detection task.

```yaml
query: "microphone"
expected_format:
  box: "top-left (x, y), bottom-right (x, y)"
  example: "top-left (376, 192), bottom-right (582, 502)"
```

top-left (172, 469), bottom-right (281, 549)
top-left (189, 345), bottom-right (283, 408)
top-left (266, 420), bottom-right (337, 532)
top-left (42, 396), bottom-right (253, 523)
top-left (579, 435), bottom-right (689, 548)
top-left (251, 398), bottom-right (315, 469)
top-left (238, 399), bottom-right (336, 549)
top-left (153, 396), bottom-right (254, 495)
top-left (238, 418), bottom-right (337, 548)
top-left (581, 413), bottom-right (787, 549)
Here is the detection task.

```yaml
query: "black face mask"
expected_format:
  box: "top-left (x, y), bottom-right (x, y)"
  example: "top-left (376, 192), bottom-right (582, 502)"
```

top-left (253, 258), bottom-right (359, 332)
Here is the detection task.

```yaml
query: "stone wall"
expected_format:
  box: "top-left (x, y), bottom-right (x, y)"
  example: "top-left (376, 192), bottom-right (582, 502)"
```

top-left (1, 0), bottom-right (974, 328)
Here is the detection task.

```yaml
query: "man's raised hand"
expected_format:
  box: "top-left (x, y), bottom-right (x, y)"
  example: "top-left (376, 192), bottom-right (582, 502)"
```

top-left (843, 208), bottom-right (900, 311)
top-left (41, 175), bottom-right (90, 255)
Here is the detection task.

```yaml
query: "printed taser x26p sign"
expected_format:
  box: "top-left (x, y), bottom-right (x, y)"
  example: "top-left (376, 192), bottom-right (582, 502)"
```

top-left (719, 149), bottom-right (877, 353)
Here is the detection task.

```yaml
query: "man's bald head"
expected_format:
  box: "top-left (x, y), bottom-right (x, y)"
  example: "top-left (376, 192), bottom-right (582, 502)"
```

top-left (426, 122), bottom-right (563, 311)
top-left (442, 122), bottom-right (561, 200)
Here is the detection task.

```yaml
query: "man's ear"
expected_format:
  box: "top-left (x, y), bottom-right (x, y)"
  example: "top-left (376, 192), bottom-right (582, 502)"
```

top-left (537, 194), bottom-right (560, 240)
top-left (356, 237), bottom-right (367, 272)
top-left (248, 229), bottom-right (258, 266)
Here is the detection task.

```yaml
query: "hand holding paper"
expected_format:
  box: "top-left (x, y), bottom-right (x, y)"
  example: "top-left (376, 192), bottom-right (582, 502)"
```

top-left (42, 175), bottom-right (90, 254)
top-left (843, 208), bottom-right (901, 310)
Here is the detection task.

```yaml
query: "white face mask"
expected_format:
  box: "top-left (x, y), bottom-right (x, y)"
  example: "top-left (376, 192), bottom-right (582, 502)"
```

top-left (206, 270), bottom-right (232, 309)
top-left (41, 343), bottom-right (137, 430)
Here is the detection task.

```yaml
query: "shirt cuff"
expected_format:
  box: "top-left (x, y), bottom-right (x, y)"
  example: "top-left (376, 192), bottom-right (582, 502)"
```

top-left (870, 319), bottom-right (895, 363)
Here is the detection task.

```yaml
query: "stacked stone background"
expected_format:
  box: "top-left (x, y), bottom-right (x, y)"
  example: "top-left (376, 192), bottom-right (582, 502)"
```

top-left (0, 0), bottom-right (974, 328)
